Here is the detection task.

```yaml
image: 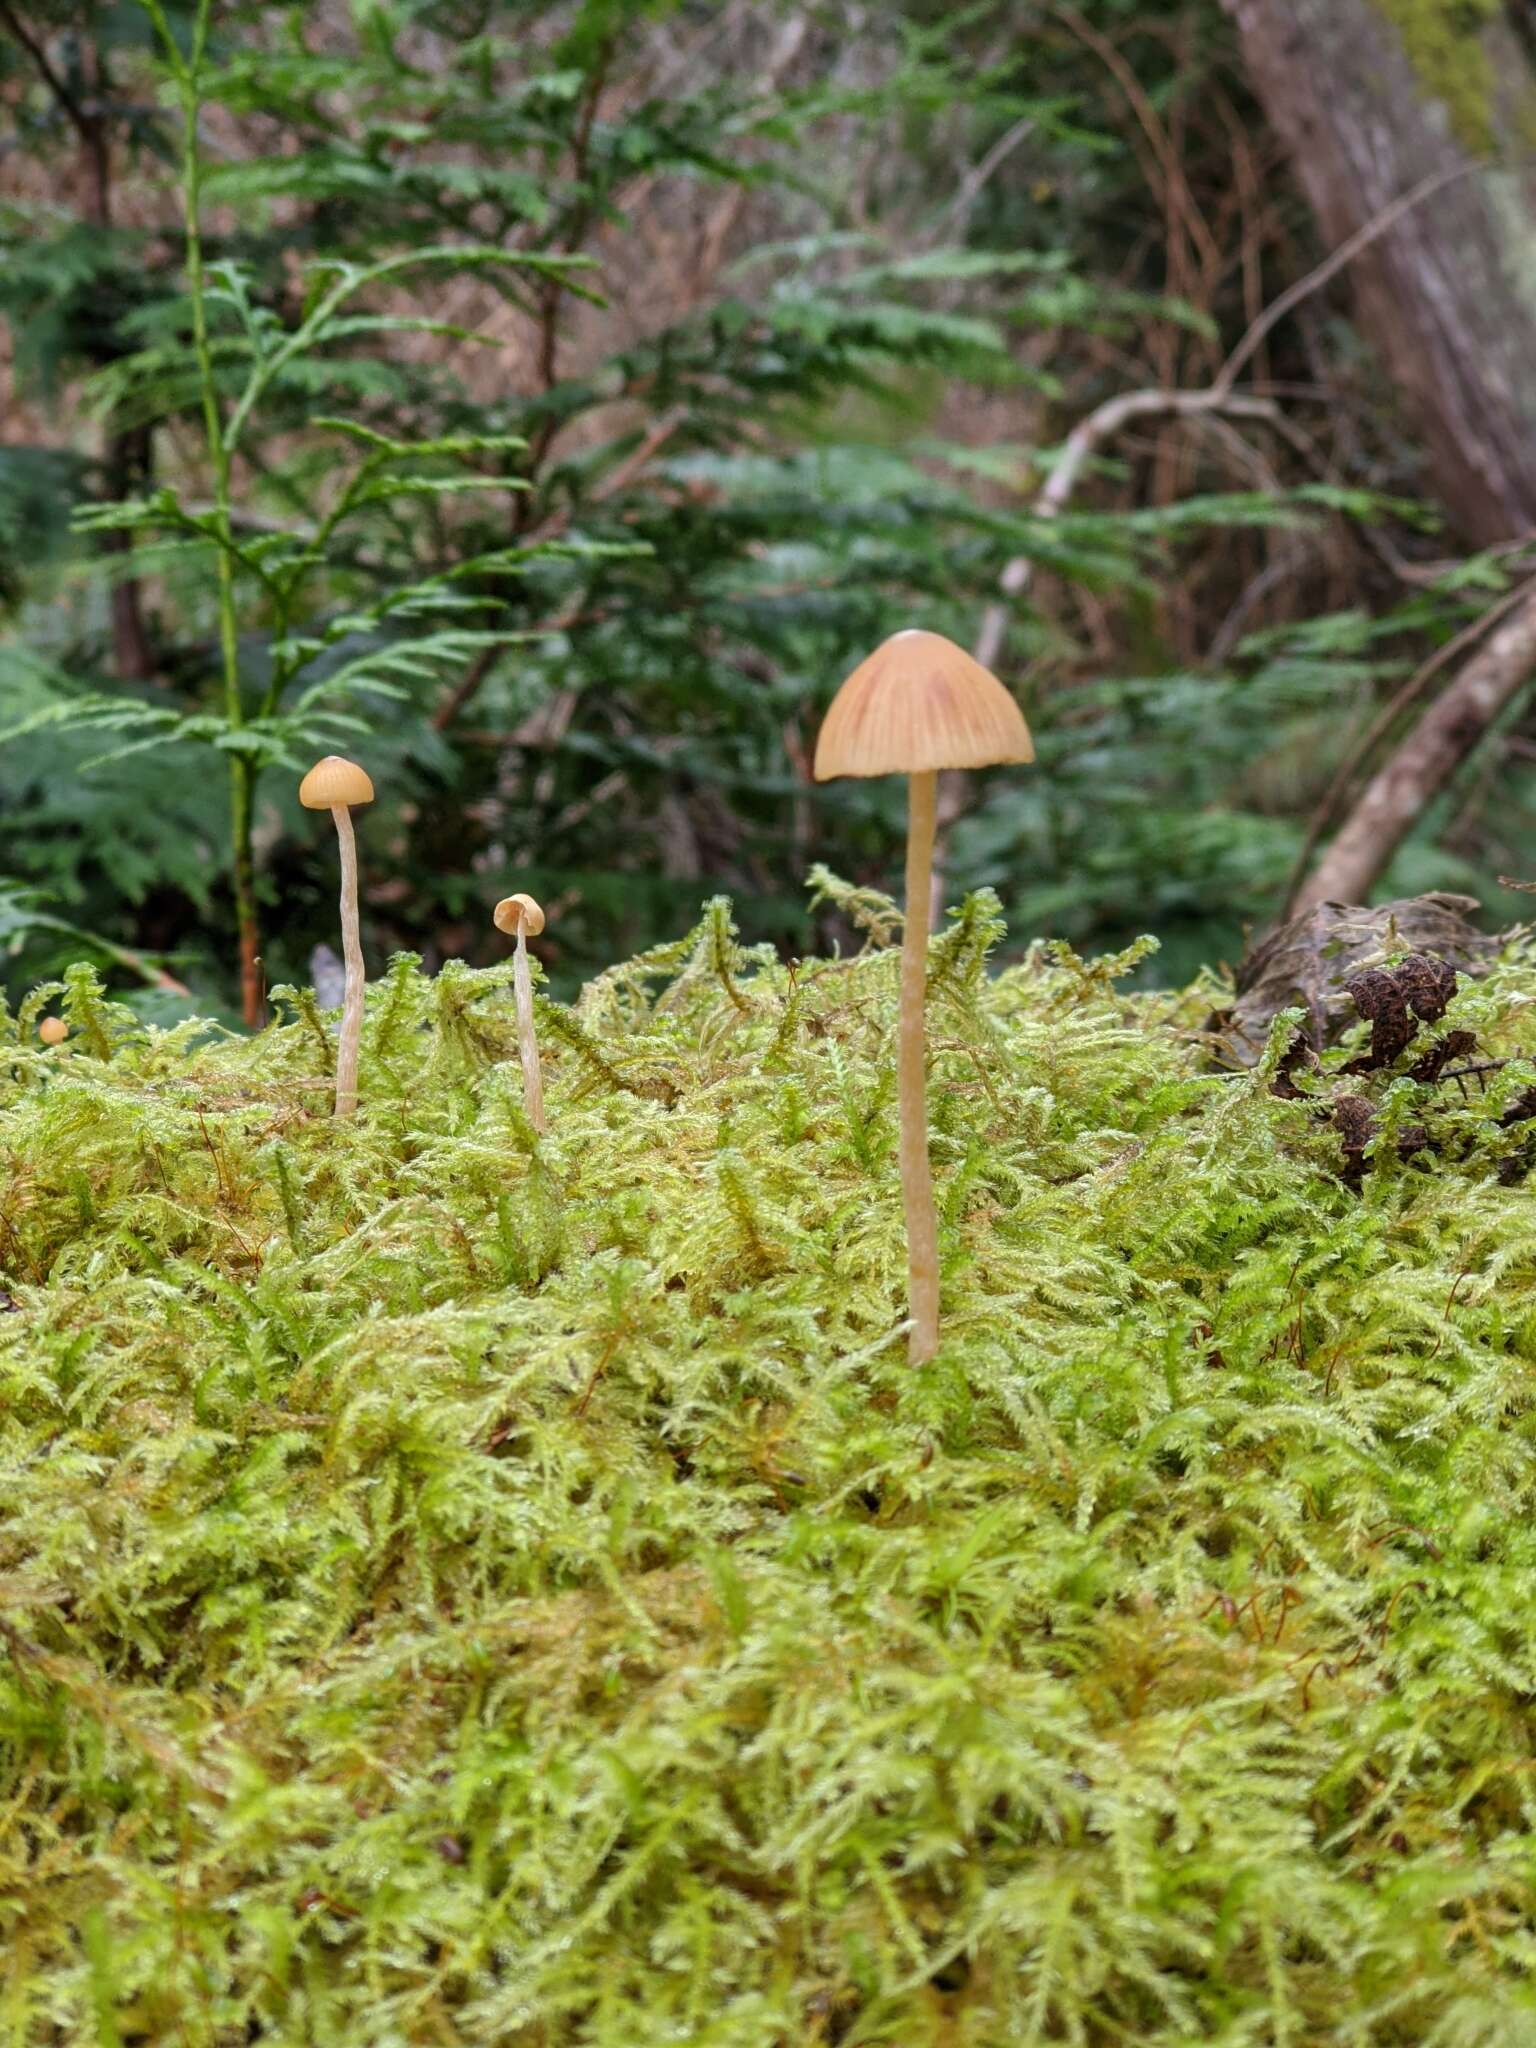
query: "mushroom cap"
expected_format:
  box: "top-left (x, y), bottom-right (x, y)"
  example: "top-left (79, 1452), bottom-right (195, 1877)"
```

top-left (38, 1016), bottom-right (68, 1046)
top-left (493, 892), bottom-right (546, 938)
top-left (813, 629), bottom-right (1033, 780)
top-left (299, 756), bottom-right (375, 809)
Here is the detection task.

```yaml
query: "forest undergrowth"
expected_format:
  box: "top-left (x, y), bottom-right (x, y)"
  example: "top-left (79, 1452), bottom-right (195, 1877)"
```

top-left (7, 883), bottom-right (1536, 2044)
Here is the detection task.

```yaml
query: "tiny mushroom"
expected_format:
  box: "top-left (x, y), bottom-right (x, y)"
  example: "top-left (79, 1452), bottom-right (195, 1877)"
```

top-left (38, 1016), bottom-right (68, 1047)
top-left (493, 892), bottom-right (548, 1134)
top-left (299, 755), bottom-right (375, 1118)
top-left (814, 628), bottom-right (1033, 1364)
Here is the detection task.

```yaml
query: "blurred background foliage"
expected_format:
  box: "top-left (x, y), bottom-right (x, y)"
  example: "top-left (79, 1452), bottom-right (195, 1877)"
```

top-left (3, 0), bottom-right (1534, 1020)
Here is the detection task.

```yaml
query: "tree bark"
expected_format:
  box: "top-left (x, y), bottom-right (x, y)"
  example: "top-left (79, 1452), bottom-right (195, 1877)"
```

top-left (1294, 584), bottom-right (1536, 910)
top-left (1222, 0), bottom-right (1536, 548)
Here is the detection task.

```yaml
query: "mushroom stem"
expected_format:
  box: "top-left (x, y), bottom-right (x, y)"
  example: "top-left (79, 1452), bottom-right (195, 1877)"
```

top-left (512, 918), bottom-right (546, 1135)
top-left (900, 768), bottom-right (940, 1364)
top-left (332, 802), bottom-right (364, 1118)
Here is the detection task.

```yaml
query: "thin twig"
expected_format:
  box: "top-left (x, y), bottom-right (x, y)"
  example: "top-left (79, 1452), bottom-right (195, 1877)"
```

top-left (0, 0), bottom-right (93, 137)
top-left (975, 167), bottom-right (1477, 672)
top-left (1050, 4), bottom-right (1221, 286)
top-left (1283, 573), bottom-right (1536, 913)
top-left (1215, 163), bottom-right (1477, 394)
top-left (935, 113), bottom-right (1038, 238)
top-left (972, 387), bottom-right (1280, 671)
top-left (521, 48), bottom-right (613, 488)
top-left (1207, 542), bottom-right (1313, 667)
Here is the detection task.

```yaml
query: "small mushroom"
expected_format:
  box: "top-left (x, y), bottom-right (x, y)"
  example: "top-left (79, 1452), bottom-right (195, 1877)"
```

top-left (38, 1016), bottom-right (68, 1047)
top-left (299, 755), bottom-right (375, 1117)
top-left (814, 628), bottom-right (1033, 1363)
top-left (493, 892), bottom-right (547, 1134)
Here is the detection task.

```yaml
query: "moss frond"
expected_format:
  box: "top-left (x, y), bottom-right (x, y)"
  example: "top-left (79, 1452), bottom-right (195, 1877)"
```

top-left (6, 915), bottom-right (1536, 2041)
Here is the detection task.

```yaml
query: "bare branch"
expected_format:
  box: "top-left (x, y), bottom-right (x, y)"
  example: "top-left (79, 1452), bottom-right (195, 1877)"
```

top-left (1294, 584), bottom-right (1536, 912)
top-left (971, 386), bottom-right (1280, 671)
top-left (0, 0), bottom-right (93, 140)
top-left (972, 162), bottom-right (1480, 675)
top-left (1214, 162), bottom-right (1475, 394)
top-left (1284, 573), bottom-right (1536, 911)
top-left (934, 113), bottom-right (1037, 240)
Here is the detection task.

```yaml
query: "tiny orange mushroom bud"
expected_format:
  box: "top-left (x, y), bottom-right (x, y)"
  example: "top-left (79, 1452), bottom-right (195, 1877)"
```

top-left (300, 756), bottom-right (375, 1117)
top-left (38, 1016), bottom-right (68, 1046)
top-left (494, 893), bottom-right (547, 1134)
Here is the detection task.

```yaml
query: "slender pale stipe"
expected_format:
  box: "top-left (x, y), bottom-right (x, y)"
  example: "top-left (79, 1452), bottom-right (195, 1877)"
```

top-left (900, 770), bottom-right (940, 1362)
top-left (333, 803), bottom-right (364, 1117)
top-left (494, 892), bottom-right (548, 1134)
top-left (512, 919), bottom-right (546, 1133)
top-left (299, 755), bottom-right (375, 1119)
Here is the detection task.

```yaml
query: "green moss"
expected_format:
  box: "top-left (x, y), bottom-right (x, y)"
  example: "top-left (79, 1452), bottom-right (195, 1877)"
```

top-left (1373, 0), bottom-right (1503, 153)
top-left (6, 896), bottom-right (1536, 2041)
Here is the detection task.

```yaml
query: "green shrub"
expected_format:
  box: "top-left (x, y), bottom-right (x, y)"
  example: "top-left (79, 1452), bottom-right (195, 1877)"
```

top-left (6, 898), bottom-right (1536, 2043)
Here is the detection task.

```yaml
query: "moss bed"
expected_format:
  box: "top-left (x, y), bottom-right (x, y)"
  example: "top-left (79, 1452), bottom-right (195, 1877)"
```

top-left (7, 887), bottom-right (1536, 2044)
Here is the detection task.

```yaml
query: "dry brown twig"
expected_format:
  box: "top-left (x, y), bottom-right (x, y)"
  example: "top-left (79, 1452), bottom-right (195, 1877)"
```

top-left (1282, 573), bottom-right (1536, 911)
top-left (1294, 585), bottom-right (1536, 911)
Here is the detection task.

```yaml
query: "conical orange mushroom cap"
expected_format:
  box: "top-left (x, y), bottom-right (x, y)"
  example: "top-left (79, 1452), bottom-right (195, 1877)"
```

top-left (299, 756), bottom-right (375, 809)
top-left (813, 629), bottom-right (1033, 780)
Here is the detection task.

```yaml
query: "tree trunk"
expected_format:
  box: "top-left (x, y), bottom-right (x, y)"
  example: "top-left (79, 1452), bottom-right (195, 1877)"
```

top-left (1222, 0), bottom-right (1536, 548)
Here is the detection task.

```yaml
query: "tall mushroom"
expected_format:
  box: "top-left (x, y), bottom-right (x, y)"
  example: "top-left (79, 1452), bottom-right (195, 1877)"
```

top-left (814, 628), bottom-right (1033, 1363)
top-left (299, 755), bottom-right (375, 1118)
top-left (493, 892), bottom-right (547, 1134)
